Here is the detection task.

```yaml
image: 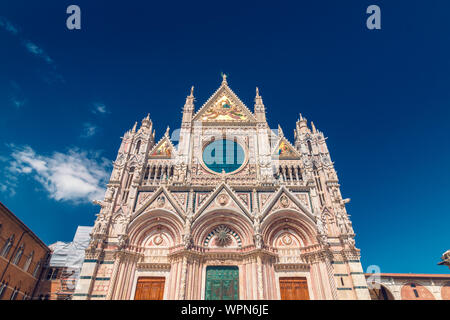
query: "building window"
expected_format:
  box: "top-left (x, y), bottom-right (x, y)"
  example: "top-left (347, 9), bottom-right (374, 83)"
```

top-left (33, 260), bottom-right (41, 278)
top-left (24, 251), bottom-right (34, 272)
top-left (10, 287), bottom-right (19, 300)
top-left (411, 283), bottom-right (419, 297)
top-left (46, 268), bottom-right (59, 280)
top-left (307, 140), bottom-right (313, 153)
top-left (135, 140), bottom-right (141, 153)
top-left (0, 282), bottom-right (7, 299)
top-left (1, 234), bottom-right (14, 258)
top-left (12, 244), bottom-right (24, 265)
top-left (202, 139), bottom-right (245, 174)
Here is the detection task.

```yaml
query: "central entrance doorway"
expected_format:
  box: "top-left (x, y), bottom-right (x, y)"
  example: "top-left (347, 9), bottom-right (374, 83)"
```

top-left (134, 277), bottom-right (165, 300)
top-left (279, 277), bottom-right (310, 300)
top-left (205, 266), bottom-right (239, 300)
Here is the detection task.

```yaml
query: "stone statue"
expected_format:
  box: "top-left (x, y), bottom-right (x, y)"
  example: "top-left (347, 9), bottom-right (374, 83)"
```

top-left (105, 187), bottom-right (115, 201)
top-left (183, 234), bottom-right (193, 250)
top-left (337, 215), bottom-right (346, 234)
top-left (317, 217), bottom-right (326, 234)
top-left (253, 214), bottom-right (261, 234)
top-left (254, 233), bottom-right (263, 249)
top-left (118, 234), bottom-right (128, 250)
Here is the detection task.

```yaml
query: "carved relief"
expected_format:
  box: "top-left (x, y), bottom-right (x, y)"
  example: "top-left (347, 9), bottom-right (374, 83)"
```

top-left (258, 192), bottom-right (273, 209)
top-left (279, 195), bottom-right (290, 208)
top-left (217, 193), bottom-right (229, 206)
top-left (295, 192), bottom-right (311, 210)
top-left (204, 225), bottom-right (242, 248)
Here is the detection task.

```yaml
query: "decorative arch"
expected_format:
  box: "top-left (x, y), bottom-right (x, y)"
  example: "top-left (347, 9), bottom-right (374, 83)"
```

top-left (260, 187), bottom-right (316, 224)
top-left (271, 228), bottom-right (304, 248)
top-left (441, 282), bottom-right (450, 300)
top-left (127, 209), bottom-right (184, 248)
top-left (204, 225), bottom-right (242, 248)
top-left (261, 209), bottom-right (318, 247)
top-left (368, 283), bottom-right (395, 300)
top-left (191, 209), bottom-right (253, 248)
top-left (400, 282), bottom-right (435, 300)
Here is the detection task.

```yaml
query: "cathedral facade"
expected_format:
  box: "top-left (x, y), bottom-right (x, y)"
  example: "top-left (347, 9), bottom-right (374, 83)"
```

top-left (73, 77), bottom-right (370, 300)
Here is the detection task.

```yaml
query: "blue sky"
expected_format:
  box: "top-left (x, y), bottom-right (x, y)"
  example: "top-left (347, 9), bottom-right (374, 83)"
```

top-left (0, 1), bottom-right (449, 274)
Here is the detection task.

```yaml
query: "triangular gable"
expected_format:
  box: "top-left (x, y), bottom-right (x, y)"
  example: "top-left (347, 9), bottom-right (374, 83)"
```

top-left (193, 182), bottom-right (252, 222)
top-left (192, 83), bottom-right (257, 123)
top-left (260, 186), bottom-right (315, 224)
top-left (272, 137), bottom-right (301, 160)
top-left (149, 136), bottom-right (175, 158)
top-left (132, 186), bottom-right (185, 222)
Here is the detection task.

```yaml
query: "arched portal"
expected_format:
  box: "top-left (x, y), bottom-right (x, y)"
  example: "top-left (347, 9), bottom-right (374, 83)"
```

top-left (368, 284), bottom-right (395, 300)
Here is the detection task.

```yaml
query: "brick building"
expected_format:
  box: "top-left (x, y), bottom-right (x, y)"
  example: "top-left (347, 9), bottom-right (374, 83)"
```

top-left (0, 201), bottom-right (50, 300)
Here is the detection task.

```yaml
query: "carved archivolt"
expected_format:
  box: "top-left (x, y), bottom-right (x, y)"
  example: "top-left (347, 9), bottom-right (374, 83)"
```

top-left (127, 210), bottom-right (183, 247)
top-left (191, 209), bottom-right (253, 247)
top-left (204, 225), bottom-right (242, 248)
top-left (262, 210), bottom-right (317, 247)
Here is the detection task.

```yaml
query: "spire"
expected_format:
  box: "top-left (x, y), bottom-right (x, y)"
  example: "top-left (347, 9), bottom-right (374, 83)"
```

top-left (185, 85), bottom-right (195, 104)
top-left (278, 124), bottom-right (284, 137)
top-left (165, 126), bottom-right (170, 137)
top-left (141, 113), bottom-right (152, 129)
top-left (311, 121), bottom-right (317, 133)
top-left (221, 72), bottom-right (228, 85)
top-left (131, 121), bottom-right (137, 133)
top-left (255, 87), bottom-right (264, 105)
top-left (296, 113), bottom-right (309, 135)
top-left (254, 86), bottom-right (266, 123)
top-left (182, 86), bottom-right (195, 124)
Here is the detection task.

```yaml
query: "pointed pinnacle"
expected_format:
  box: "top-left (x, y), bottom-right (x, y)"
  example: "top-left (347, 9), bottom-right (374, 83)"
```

top-left (221, 72), bottom-right (228, 85)
top-left (278, 124), bottom-right (284, 136)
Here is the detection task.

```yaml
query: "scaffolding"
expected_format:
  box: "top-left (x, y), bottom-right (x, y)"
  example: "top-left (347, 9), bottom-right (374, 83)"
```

top-left (47, 226), bottom-right (93, 299)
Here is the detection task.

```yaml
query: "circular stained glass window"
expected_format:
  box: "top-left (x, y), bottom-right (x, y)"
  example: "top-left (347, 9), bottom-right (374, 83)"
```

top-left (202, 139), bottom-right (245, 174)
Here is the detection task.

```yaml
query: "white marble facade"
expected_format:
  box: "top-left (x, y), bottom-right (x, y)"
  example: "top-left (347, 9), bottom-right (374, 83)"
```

top-left (73, 76), bottom-right (370, 300)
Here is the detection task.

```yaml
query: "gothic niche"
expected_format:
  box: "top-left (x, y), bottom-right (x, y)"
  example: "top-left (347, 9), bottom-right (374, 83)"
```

top-left (204, 225), bottom-right (242, 248)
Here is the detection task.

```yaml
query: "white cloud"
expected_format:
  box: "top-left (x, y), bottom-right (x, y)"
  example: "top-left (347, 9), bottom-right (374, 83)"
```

top-left (11, 97), bottom-right (26, 108)
top-left (8, 145), bottom-right (111, 203)
top-left (92, 103), bottom-right (109, 114)
top-left (0, 17), bottom-right (18, 35)
top-left (22, 40), bottom-right (53, 65)
top-left (81, 123), bottom-right (98, 138)
top-left (9, 81), bottom-right (27, 109)
top-left (0, 17), bottom-right (63, 83)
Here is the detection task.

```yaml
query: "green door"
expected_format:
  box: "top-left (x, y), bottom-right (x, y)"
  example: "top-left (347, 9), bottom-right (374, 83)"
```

top-left (205, 266), bottom-right (239, 300)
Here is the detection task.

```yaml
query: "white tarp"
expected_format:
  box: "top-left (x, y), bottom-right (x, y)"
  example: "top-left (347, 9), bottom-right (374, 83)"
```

top-left (49, 226), bottom-right (93, 270)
